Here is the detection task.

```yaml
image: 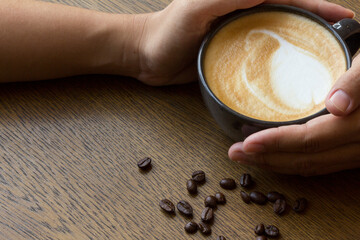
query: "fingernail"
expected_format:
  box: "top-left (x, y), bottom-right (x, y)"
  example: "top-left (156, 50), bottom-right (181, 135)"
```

top-left (244, 143), bottom-right (265, 154)
top-left (351, 10), bottom-right (356, 18)
top-left (329, 90), bottom-right (351, 113)
top-left (230, 151), bottom-right (249, 162)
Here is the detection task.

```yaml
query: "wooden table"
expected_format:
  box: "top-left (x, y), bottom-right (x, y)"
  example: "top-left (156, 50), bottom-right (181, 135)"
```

top-left (0, 0), bottom-right (359, 239)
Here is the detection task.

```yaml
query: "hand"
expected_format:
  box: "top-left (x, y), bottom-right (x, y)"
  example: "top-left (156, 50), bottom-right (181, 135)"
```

top-left (138, 0), bottom-right (354, 86)
top-left (229, 55), bottom-right (360, 176)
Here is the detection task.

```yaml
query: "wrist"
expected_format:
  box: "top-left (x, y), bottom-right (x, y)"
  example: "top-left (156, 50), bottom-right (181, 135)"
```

top-left (90, 12), bottom-right (149, 78)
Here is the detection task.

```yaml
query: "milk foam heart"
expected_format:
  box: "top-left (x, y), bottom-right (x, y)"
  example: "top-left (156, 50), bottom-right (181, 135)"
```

top-left (204, 11), bottom-right (347, 121)
top-left (244, 29), bottom-right (332, 111)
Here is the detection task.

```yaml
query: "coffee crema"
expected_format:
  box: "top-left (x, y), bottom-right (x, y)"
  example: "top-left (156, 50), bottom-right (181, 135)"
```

top-left (204, 11), bottom-right (347, 121)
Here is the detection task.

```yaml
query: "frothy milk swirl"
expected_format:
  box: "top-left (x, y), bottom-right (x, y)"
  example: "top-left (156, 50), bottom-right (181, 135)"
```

top-left (242, 29), bottom-right (332, 112)
top-left (204, 11), bottom-right (347, 121)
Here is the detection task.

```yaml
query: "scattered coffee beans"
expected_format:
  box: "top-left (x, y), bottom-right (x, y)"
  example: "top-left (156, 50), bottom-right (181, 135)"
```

top-left (198, 221), bottom-right (212, 235)
top-left (267, 191), bottom-right (284, 203)
top-left (254, 223), bottom-right (265, 235)
top-left (159, 199), bottom-right (175, 214)
top-left (256, 236), bottom-right (267, 240)
top-left (186, 179), bottom-right (197, 194)
top-left (157, 169), bottom-right (305, 238)
top-left (177, 200), bottom-right (193, 216)
top-left (137, 157), bottom-right (152, 169)
top-left (293, 198), bottom-right (307, 213)
top-left (273, 198), bottom-right (287, 215)
top-left (240, 173), bottom-right (253, 188)
top-left (204, 195), bottom-right (217, 208)
top-left (215, 192), bottom-right (226, 204)
top-left (184, 221), bottom-right (198, 234)
top-left (265, 225), bottom-right (279, 238)
top-left (220, 178), bottom-right (236, 189)
top-left (240, 190), bottom-right (251, 204)
top-left (201, 207), bottom-right (214, 222)
top-left (250, 191), bottom-right (267, 205)
top-left (192, 170), bottom-right (206, 183)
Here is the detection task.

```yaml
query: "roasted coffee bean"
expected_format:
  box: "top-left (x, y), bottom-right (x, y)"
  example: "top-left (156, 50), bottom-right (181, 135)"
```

top-left (250, 191), bottom-right (267, 205)
top-left (293, 198), bottom-right (307, 213)
top-left (267, 191), bottom-right (284, 203)
top-left (220, 178), bottom-right (236, 189)
top-left (256, 236), bottom-right (267, 240)
top-left (273, 199), bottom-right (287, 215)
top-left (240, 173), bottom-right (253, 188)
top-left (159, 199), bottom-right (175, 214)
top-left (186, 179), bottom-right (197, 194)
top-left (201, 207), bottom-right (214, 222)
top-left (265, 225), bottom-right (279, 238)
top-left (240, 190), bottom-right (251, 204)
top-left (198, 221), bottom-right (212, 235)
top-left (204, 196), bottom-right (217, 208)
top-left (215, 192), bottom-right (226, 204)
top-left (217, 236), bottom-right (226, 240)
top-left (177, 200), bottom-right (193, 216)
top-left (137, 157), bottom-right (151, 169)
top-left (254, 223), bottom-right (265, 235)
top-left (192, 170), bottom-right (206, 183)
top-left (184, 221), bottom-right (198, 234)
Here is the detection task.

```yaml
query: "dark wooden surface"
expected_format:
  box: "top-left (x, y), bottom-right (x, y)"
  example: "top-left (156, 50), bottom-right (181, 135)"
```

top-left (0, 0), bottom-right (360, 239)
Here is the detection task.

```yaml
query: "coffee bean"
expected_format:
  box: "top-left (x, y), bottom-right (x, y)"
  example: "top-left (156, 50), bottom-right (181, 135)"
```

top-left (137, 157), bottom-right (151, 169)
top-left (293, 197), bottom-right (307, 213)
top-left (215, 192), bottom-right (226, 204)
top-left (204, 196), bottom-right (217, 208)
top-left (192, 170), bottom-right (206, 183)
top-left (265, 225), bottom-right (279, 238)
top-left (184, 221), bottom-right (198, 234)
top-left (240, 173), bottom-right (253, 188)
top-left (240, 190), bottom-right (251, 204)
top-left (159, 199), bottom-right (175, 214)
top-left (177, 200), bottom-right (193, 216)
top-left (273, 198), bottom-right (287, 215)
top-left (217, 236), bottom-right (226, 240)
top-left (254, 223), bottom-right (265, 235)
top-left (220, 178), bottom-right (236, 189)
top-left (201, 207), bottom-right (214, 222)
top-left (256, 236), bottom-right (267, 240)
top-left (198, 221), bottom-right (212, 235)
top-left (267, 191), bottom-right (284, 203)
top-left (186, 179), bottom-right (197, 194)
top-left (250, 191), bottom-right (267, 205)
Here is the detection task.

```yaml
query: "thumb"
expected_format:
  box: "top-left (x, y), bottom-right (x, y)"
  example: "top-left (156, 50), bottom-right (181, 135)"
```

top-left (325, 56), bottom-right (360, 116)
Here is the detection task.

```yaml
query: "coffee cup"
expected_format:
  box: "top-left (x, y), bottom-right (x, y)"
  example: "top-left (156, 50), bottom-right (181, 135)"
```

top-left (198, 4), bottom-right (360, 141)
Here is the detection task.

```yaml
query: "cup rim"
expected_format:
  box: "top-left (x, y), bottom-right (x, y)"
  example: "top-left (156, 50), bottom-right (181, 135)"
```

top-left (197, 4), bottom-right (352, 126)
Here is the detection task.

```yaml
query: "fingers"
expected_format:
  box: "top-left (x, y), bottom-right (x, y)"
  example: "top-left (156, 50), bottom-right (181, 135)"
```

top-left (326, 55), bottom-right (360, 116)
top-left (189, 0), bottom-right (354, 22)
top-left (265, 0), bottom-right (354, 22)
top-left (181, 0), bottom-right (265, 19)
top-left (229, 142), bottom-right (360, 176)
top-left (171, 0), bottom-right (354, 32)
top-left (241, 111), bottom-right (360, 154)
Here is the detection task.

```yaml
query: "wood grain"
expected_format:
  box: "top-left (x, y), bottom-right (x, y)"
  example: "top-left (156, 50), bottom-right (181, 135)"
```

top-left (0, 0), bottom-right (360, 239)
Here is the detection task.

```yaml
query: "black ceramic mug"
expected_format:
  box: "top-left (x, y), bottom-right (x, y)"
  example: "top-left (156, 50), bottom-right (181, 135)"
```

top-left (198, 4), bottom-right (360, 141)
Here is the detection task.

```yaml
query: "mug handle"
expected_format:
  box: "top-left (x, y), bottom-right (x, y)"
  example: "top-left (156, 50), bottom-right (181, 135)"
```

top-left (332, 18), bottom-right (360, 57)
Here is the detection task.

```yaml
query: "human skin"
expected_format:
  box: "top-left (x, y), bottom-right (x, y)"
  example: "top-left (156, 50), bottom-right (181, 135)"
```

top-left (0, 0), bottom-right (358, 176)
top-left (0, 0), bottom-right (353, 85)
top-left (0, 0), bottom-right (147, 82)
top-left (229, 56), bottom-right (360, 176)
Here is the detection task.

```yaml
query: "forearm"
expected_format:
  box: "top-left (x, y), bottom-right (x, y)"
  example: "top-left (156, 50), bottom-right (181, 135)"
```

top-left (0, 0), bottom-right (147, 82)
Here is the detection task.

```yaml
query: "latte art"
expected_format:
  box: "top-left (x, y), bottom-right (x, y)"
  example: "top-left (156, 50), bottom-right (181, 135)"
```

top-left (243, 29), bottom-right (332, 112)
top-left (204, 11), bottom-right (347, 121)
